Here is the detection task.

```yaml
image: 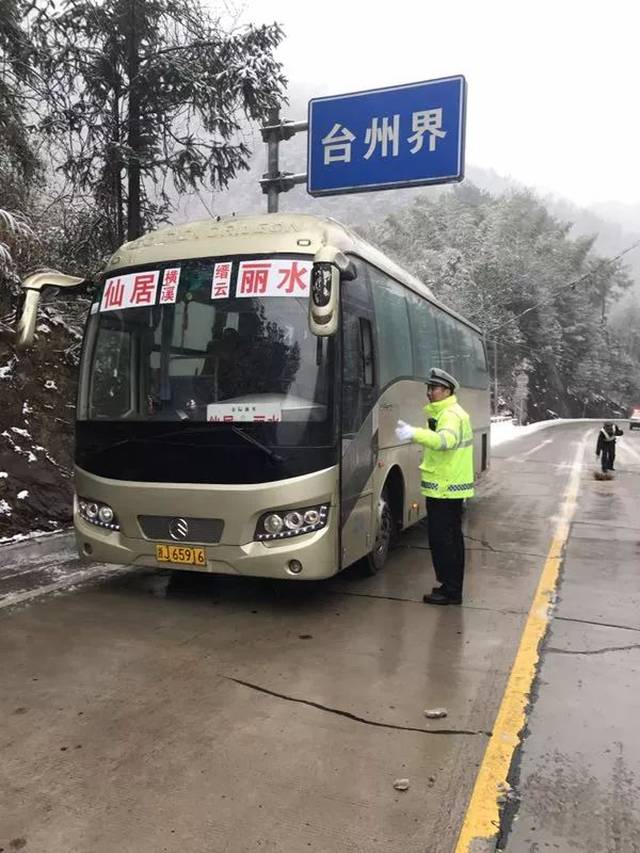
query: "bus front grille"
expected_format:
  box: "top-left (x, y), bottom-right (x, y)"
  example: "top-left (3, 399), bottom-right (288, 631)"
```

top-left (137, 515), bottom-right (225, 544)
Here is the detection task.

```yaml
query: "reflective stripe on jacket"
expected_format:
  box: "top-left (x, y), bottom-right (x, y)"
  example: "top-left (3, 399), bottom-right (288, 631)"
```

top-left (411, 394), bottom-right (474, 499)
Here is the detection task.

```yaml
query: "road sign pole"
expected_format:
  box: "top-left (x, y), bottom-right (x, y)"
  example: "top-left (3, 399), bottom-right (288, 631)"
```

top-left (260, 111), bottom-right (309, 213)
top-left (265, 108), bottom-right (280, 213)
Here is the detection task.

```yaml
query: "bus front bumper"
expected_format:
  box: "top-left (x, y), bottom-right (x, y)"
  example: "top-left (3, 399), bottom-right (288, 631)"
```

top-left (73, 464), bottom-right (339, 580)
top-left (74, 514), bottom-right (336, 580)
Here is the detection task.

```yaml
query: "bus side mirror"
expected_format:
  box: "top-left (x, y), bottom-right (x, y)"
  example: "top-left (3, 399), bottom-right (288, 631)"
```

top-left (309, 248), bottom-right (356, 337)
top-left (309, 262), bottom-right (339, 337)
top-left (16, 269), bottom-right (86, 348)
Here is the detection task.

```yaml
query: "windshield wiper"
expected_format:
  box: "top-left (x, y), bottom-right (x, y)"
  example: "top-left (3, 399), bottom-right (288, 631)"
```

top-left (143, 424), bottom-right (282, 462)
top-left (228, 425), bottom-right (283, 463)
top-left (84, 424), bottom-right (283, 463)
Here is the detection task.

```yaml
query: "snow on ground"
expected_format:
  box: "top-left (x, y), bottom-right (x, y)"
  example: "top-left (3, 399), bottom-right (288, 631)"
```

top-left (0, 531), bottom-right (127, 610)
top-left (0, 526), bottom-right (65, 546)
top-left (0, 356), bottom-right (17, 379)
top-left (490, 417), bottom-right (625, 447)
top-left (490, 418), bottom-right (560, 447)
top-left (1, 300), bottom-right (84, 541)
top-left (11, 427), bottom-right (31, 439)
top-left (1, 430), bottom-right (38, 463)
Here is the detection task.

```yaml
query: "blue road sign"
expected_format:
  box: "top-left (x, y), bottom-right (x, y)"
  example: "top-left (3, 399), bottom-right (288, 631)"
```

top-left (307, 76), bottom-right (466, 197)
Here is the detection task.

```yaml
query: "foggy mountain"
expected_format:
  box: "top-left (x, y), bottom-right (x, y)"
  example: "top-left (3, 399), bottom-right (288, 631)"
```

top-left (589, 201), bottom-right (640, 236)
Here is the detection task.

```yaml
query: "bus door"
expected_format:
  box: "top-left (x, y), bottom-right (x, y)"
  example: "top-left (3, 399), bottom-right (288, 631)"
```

top-left (340, 270), bottom-right (378, 569)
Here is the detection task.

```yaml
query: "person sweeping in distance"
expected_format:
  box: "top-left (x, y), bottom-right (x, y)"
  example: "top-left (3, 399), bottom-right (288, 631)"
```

top-left (596, 421), bottom-right (623, 476)
top-left (395, 367), bottom-right (474, 605)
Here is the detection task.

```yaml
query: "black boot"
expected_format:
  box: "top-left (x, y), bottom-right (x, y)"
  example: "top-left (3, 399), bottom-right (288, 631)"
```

top-left (423, 590), bottom-right (462, 606)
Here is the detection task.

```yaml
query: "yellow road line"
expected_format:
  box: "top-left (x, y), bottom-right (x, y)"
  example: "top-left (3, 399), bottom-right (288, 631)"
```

top-left (454, 430), bottom-right (591, 852)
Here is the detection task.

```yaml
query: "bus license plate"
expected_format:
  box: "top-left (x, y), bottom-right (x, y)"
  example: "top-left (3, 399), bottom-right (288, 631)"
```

top-left (156, 544), bottom-right (206, 567)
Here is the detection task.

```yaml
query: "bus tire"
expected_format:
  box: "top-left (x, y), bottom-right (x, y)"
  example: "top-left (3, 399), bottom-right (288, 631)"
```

top-left (363, 488), bottom-right (393, 576)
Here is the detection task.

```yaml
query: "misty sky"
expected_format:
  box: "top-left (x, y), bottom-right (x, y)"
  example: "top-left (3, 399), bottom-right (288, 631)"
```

top-left (224, 0), bottom-right (638, 209)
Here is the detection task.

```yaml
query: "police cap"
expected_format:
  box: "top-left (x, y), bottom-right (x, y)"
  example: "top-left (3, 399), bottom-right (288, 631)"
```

top-left (426, 367), bottom-right (459, 392)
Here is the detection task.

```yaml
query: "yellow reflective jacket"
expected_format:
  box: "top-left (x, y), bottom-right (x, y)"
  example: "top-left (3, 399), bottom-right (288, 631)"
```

top-left (412, 395), bottom-right (474, 499)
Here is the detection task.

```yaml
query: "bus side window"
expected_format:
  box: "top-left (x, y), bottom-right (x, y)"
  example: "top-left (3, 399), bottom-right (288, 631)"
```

top-left (341, 264), bottom-right (376, 437)
top-left (473, 336), bottom-right (490, 388)
top-left (360, 318), bottom-right (374, 386)
top-left (436, 312), bottom-right (464, 379)
top-left (407, 292), bottom-right (439, 379)
top-left (456, 324), bottom-right (475, 387)
top-left (368, 267), bottom-right (413, 387)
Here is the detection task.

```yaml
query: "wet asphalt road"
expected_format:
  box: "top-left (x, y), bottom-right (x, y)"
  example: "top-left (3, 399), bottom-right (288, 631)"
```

top-left (503, 429), bottom-right (640, 853)
top-left (1, 423), bottom-right (639, 853)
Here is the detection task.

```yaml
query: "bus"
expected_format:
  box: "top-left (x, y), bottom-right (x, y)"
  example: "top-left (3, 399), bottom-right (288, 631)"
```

top-left (16, 213), bottom-right (490, 579)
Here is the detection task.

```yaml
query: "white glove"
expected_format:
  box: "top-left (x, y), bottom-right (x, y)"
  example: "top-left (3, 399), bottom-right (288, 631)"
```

top-left (395, 420), bottom-right (415, 442)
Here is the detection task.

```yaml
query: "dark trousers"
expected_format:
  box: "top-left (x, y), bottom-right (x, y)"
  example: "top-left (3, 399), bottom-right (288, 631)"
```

top-left (426, 497), bottom-right (465, 598)
top-left (601, 443), bottom-right (615, 472)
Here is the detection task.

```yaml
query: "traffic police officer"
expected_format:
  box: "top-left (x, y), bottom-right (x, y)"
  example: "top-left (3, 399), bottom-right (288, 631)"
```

top-left (395, 367), bottom-right (474, 605)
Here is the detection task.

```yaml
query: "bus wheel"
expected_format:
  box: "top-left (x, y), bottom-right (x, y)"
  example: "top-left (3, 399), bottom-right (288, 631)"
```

top-left (364, 489), bottom-right (392, 576)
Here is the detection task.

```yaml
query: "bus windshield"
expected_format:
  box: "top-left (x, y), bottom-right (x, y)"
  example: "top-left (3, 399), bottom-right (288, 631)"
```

top-left (78, 256), bottom-right (332, 427)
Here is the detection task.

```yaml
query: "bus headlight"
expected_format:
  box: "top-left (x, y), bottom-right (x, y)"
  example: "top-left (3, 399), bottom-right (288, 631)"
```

top-left (264, 513), bottom-right (284, 535)
top-left (77, 496), bottom-right (120, 531)
top-left (98, 506), bottom-right (114, 524)
top-left (284, 511), bottom-right (304, 531)
top-left (255, 504), bottom-right (329, 541)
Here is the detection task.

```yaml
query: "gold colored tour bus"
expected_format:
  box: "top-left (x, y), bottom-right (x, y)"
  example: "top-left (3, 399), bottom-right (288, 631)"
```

top-left (17, 213), bottom-right (490, 579)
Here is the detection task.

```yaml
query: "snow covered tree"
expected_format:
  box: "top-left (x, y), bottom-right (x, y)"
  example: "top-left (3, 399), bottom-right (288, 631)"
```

top-left (30, 0), bottom-right (286, 246)
top-left (0, 0), bottom-right (40, 289)
top-left (0, 209), bottom-right (33, 287)
top-left (0, 0), bottom-right (40, 190)
top-left (364, 185), bottom-right (635, 418)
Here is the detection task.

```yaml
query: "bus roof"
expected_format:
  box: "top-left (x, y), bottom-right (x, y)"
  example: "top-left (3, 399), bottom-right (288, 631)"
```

top-left (105, 213), bottom-right (482, 335)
